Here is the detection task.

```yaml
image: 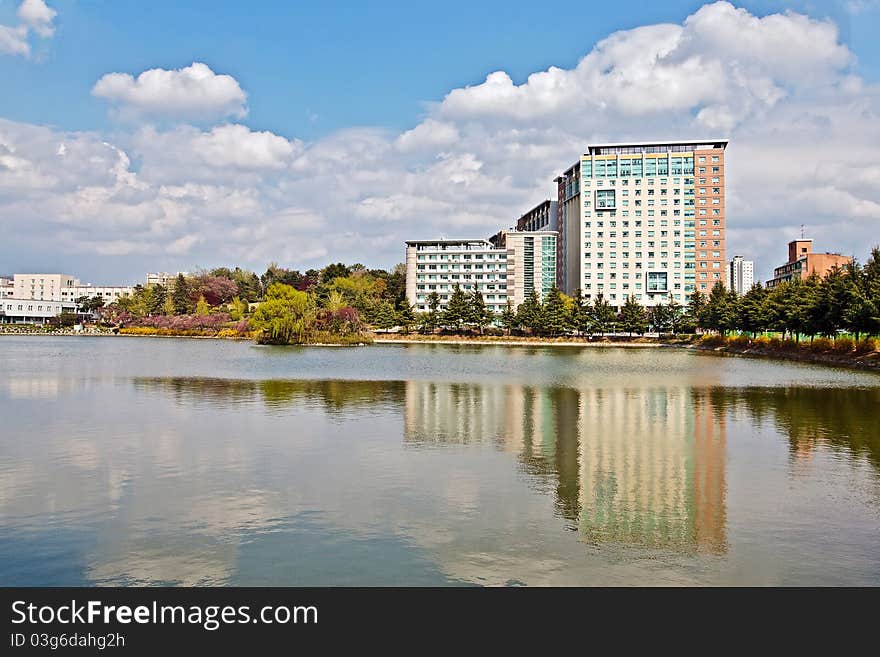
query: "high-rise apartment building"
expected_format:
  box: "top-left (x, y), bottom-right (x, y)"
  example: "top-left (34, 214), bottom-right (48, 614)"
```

top-left (726, 255), bottom-right (754, 295)
top-left (516, 200), bottom-right (558, 233)
top-left (556, 139), bottom-right (728, 309)
top-left (495, 230), bottom-right (558, 308)
top-left (766, 239), bottom-right (852, 288)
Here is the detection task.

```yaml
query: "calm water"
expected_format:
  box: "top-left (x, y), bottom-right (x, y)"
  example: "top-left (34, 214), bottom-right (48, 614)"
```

top-left (1, 335), bottom-right (879, 586)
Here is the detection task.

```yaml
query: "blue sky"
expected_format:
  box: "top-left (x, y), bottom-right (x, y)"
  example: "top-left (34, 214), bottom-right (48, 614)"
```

top-left (1, 0), bottom-right (879, 283)
top-left (2, 0), bottom-right (877, 140)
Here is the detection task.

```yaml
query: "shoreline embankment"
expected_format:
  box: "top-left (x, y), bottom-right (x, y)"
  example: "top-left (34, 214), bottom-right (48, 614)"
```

top-left (2, 329), bottom-right (878, 372)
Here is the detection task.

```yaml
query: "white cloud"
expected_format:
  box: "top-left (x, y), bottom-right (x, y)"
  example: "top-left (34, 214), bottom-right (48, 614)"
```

top-left (0, 1), bottom-right (56, 56)
top-left (395, 119), bottom-right (460, 152)
top-left (17, 0), bottom-right (56, 37)
top-left (0, 24), bottom-right (29, 56)
top-left (1, 2), bottom-right (878, 284)
top-left (92, 62), bottom-right (248, 121)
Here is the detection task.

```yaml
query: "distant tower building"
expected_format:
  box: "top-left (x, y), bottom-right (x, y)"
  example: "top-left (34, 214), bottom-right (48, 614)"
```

top-left (726, 256), bottom-right (754, 295)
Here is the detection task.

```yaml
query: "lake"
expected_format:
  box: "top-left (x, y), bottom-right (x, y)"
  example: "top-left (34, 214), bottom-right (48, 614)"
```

top-left (1, 335), bottom-right (879, 586)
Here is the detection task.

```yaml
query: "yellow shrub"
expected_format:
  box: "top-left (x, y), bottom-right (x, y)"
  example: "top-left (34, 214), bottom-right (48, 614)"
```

top-left (855, 338), bottom-right (877, 354)
top-left (810, 337), bottom-right (833, 352)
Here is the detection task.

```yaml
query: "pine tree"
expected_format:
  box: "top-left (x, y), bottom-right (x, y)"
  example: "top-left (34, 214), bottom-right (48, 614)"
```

top-left (667, 295), bottom-right (685, 334)
top-left (149, 284), bottom-right (167, 316)
top-left (424, 291), bottom-right (441, 333)
top-left (467, 288), bottom-right (493, 334)
top-left (737, 284), bottom-right (767, 337)
top-left (396, 301), bottom-right (417, 334)
top-left (569, 289), bottom-right (585, 336)
top-left (649, 298), bottom-right (673, 334)
top-left (442, 284), bottom-right (469, 332)
top-left (372, 300), bottom-right (398, 331)
top-left (618, 295), bottom-right (647, 336)
top-left (704, 282), bottom-right (734, 334)
top-left (687, 289), bottom-right (707, 332)
top-left (516, 289), bottom-right (543, 334)
top-left (500, 301), bottom-right (517, 335)
top-left (172, 273), bottom-right (190, 315)
top-left (590, 293), bottom-right (616, 335)
top-left (541, 286), bottom-right (568, 337)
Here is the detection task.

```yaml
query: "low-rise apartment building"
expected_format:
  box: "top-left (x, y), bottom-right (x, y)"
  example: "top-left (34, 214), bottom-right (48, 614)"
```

top-left (146, 272), bottom-right (186, 287)
top-left (405, 239), bottom-right (511, 314)
top-left (766, 239), bottom-right (852, 288)
top-left (405, 231), bottom-right (558, 314)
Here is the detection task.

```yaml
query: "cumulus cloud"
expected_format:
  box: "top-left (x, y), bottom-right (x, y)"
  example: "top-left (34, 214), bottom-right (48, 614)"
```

top-left (92, 62), bottom-right (248, 121)
top-left (1, 2), bottom-right (878, 283)
top-left (17, 0), bottom-right (56, 37)
top-left (0, 0), bottom-right (56, 56)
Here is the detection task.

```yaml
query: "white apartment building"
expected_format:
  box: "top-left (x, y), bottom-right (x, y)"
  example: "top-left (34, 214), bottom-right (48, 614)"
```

top-left (405, 232), bottom-right (558, 314)
top-left (61, 285), bottom-right (135, 305)
top-left (146, 272), bottom-right (186, 287)
top-left (1, 299), bottom-right (68, 324)
top-left (13, 274), bottom-right (79, 301)
top-left (12, 274), bottom-right (134, 306)
top-left (726, 255), bottom-right (754, 295)
top-left (405, 239), bottom-right (511, 313)
top-left (0, 277), bottom-right (12, 298)
top-left (555, 139), bottom-right (728, 309)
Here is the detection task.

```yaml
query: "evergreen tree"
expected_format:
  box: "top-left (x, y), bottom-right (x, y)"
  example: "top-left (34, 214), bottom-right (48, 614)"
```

top-left (649, 297), bottom-right (673, 334)
top-left (371, 300), bottom-right (398, 331)
top-left (737, 284), bottom-right (767, 337)
top-left (467, 288), bottom-right (494, 334)
top-left (500, 301), bottom-right (517, 335)
top-left (396, 301), bottom-right (417, 334)
top-left (569, 289), bottom-right (588, 336)
top-left (704, 282), bottom-right (735, 334)
top-left (687, 289), bottom-right (707, 331)
top-left (590, 293), bottom-right (616, 335)
top-left (424, 291), bottom-right (441, 333)
top-left (618, 295), bottom-right (647, 336)
top-left (515, 289), bottom-right (543, 334)
top-left (667, 295), bottom-right (685, 334)
top-left (148, 284), bottom-right (167, 315)
top-left (172, 273), bottom-right (190, 315)
top-left (541, 286), bottom-right (568, 337)
top-left (163, 293), bottom-right (175, 316)
top-left (442, 284), bottom-right (469, 332)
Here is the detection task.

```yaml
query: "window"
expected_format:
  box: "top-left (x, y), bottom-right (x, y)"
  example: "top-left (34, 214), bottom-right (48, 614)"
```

top-left (647, 271), bottom-right (668, 292)
top-left (596, 189), bottom-right (616, 209)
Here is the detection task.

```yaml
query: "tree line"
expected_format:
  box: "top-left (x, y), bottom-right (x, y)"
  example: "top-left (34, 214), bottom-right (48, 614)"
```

top-left (86, 246), bottom-right (879, 343)
top-left (406, 246), bottom-right (880, 340)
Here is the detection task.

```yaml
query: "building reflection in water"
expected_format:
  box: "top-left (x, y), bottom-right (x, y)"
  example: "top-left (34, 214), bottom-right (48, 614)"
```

top-left (404, 381), bottom-right (728, 554)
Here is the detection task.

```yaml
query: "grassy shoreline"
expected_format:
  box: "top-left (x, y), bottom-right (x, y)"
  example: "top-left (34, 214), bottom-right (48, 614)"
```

top-left (2, 328), bottom-right (878, 372)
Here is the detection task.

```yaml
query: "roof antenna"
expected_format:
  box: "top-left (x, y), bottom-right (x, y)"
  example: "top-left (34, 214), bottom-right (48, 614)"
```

top-left (800, 224), bottom-right (806, 239)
